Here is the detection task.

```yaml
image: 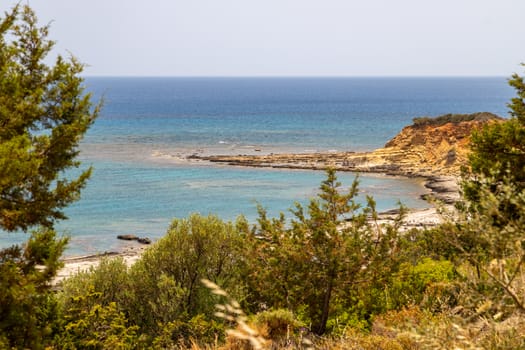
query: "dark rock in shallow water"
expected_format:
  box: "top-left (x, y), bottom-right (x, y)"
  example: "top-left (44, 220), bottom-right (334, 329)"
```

top-left (117, 234), bottom-right (139, 241)
top-left (137, 237), bottom-right (151, 244)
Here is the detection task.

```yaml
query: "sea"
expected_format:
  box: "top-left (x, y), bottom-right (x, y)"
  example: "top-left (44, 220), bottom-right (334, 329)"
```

top-left (0, 77), bottom-right (514, 256)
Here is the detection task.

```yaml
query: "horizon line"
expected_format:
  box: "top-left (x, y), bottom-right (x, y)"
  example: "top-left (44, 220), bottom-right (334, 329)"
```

top-left (82, 74), bottom-right (509, 79)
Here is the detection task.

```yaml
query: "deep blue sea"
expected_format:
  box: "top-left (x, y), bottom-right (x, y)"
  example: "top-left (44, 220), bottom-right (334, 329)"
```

top-left (0, 77), bottom-right (514, 256)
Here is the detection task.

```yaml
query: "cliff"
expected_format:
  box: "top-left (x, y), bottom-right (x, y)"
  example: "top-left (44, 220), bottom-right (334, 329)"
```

top-left (372, 112), bottom-right (503, 176)
top-left (191, 112), bottom-right (503, 177)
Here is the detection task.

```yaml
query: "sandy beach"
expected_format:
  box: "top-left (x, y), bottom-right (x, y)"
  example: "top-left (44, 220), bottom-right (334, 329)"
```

top-left (54, 243), bottom-right (147, 286)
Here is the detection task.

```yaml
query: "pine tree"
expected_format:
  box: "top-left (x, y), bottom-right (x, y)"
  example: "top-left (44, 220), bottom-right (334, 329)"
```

top-left (0, 5), bottom-right (99, 232)
top-left (246, 169), bottom-right (406, 335)
top-left (0, 5), bottom-right (99, 347)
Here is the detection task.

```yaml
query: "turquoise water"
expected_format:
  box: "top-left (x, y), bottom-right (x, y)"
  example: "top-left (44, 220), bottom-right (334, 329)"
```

top-left (0, 77), bottom-right (514, 256)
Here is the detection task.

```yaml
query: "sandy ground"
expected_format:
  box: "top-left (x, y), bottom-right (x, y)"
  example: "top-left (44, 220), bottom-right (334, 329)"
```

top-left (53, 244), bottom-right (147, 286)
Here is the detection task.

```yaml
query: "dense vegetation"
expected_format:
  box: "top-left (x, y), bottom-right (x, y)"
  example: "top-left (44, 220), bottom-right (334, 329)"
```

top-left (412, 112), bottom-right (501, 127)
top-left (0, 5), bottom-right (98, 349)
top-left (1, 4), bottom-right (525, 349)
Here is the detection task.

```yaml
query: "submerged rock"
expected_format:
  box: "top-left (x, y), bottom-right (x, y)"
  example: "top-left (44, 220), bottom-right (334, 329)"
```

top-left (117, 234), bottom-right (139, 241)
top-left (137, 237), bottom-right (151, 244)
top-left (116, 234), bottom-right (151, 244)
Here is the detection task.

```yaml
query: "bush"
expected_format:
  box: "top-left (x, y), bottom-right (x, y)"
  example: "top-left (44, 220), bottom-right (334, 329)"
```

top-left (59, 257), bottom-right (131, 314)
top-left (0, 229), bottom-right (67, 349)
top-left (253, 309), bottom-right (303, 340)
top-left (55, 300), bottom-right (141, 349)
top-left (412, 112), bottom-right (501, 127)
top-left (126, 214), bottom-right (247, 337)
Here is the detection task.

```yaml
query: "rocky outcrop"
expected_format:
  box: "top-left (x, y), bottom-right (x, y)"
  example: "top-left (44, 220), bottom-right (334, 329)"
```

top-left (117, 234), bottom-right (151, 244)
top-left (379, 112), bottom-right (503, 176)
top-left (191, 112), bottom-right (503, 177)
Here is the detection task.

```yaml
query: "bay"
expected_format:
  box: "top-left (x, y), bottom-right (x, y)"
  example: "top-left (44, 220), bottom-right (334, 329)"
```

top-left (0, 77), bottom-right (514, 256)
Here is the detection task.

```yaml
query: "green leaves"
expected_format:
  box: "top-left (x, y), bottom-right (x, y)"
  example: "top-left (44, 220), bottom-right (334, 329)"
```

top-left (0, 4), bottom-right (99, 231)
top-left (0, 228), bottom-right (67, 349)
top-left (465, 66), bottom-right (525, 204)
top-left (508, 64), bottom-right (525, 124)
top-left (245, 169), bottom-right (406, 335)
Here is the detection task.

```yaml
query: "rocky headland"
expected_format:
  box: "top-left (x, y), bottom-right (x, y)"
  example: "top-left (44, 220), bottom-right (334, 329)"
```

top-left (191, 112), bottom-right (503, 203)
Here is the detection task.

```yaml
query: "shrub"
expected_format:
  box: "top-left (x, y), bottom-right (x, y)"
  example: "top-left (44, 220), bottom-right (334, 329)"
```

top-left (55, 300), bottom-right (141, 349)
top-left (0, 229), bottom-right (67, 349)
top-left (412, 112), bottom-right (501, 127)
top-left (127, 214), bottom-right (247, 337)
top-left (253, 309), bottom-right (303, 340)
top-left (59, 257), bottom-right (131, 314)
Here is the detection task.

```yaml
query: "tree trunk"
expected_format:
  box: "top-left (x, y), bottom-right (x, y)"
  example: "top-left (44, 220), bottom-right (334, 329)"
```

top-left (314, 267), bottom-right (335, 335)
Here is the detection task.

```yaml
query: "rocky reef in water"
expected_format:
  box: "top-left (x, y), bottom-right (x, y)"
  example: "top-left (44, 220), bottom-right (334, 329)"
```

top-left (191, 112), bottom-right (503, 178)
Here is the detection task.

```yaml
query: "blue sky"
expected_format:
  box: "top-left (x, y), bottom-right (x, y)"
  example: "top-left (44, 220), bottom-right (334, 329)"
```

top-left (6, 0), bottom-right (525, 76)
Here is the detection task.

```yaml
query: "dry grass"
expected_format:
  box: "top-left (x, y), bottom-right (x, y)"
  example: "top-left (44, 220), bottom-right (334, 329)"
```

top-left (198, 280), bottom-right (525, 350)
top-left (201, 279), bottom-right (314, 350)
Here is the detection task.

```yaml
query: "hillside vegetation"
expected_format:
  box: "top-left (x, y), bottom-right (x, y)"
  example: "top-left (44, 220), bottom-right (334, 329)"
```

top-left (412, 112), bottom-right (502, 127)
top-left (2, 4), bottom-right (525, 349)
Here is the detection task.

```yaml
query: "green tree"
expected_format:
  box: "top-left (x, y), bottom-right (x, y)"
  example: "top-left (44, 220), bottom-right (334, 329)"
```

top-left (127, 214), bottom-right (246, 341)
top-left (245, 169), bottom-right (406, 335)
top-left (0, 4), bottom-right (99, 232)
top-left (0, 4), bottom-right (98, 347)
top-left (0, 228), bottom-right (68, 349)
top-left (435, 66), bottom-right (525, 315)
top-left (464, 65), bottom-right (525, 201)
top-left (438, 173), bottom-right (525, 314)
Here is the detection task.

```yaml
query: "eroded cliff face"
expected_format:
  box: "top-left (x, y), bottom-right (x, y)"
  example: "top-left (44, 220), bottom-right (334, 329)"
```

top-left (370, 115), bottom-right (502, 175)
top-left (191, 113), bottom-right (503, 177)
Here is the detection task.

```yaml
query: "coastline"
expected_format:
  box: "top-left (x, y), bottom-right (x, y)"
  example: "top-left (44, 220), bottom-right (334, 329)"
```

top-left (54, 243), bottom-right (147, 286)
top-left (55, 168), bottom-right (458, 286)
top-left (55, 206), bottom-right (448, 286)
top-left (58, 111), bottom-right (476, 285)
top-left (188, 151), bottom-right (461, 204)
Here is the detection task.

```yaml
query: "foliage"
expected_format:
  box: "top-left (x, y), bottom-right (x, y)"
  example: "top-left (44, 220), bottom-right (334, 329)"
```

top-left (0, 228), bottom-right (68, 349)
top-left (57, 214), bottom-right (248, 347)
top-left (440, 174), bottom-right (525, 314)
top-left (58, 257), bottom-right (132, 324)
top-left (244, 169), bottom-right (407, 335)
top-left (0, 4), bottom-right (98, 347)
top-left (253, 309), bottom-right (304, 341)
top-left (464, 65), bottom-right (525, 203)
top-left (127, 214), bottom-right (247, 338)
top-left (389, 258), bottom-right (457, 311)
top-left (412, 112), bottom-right (501, 127)
top-left (0, 4), bottom-right (99, 232)
top-left (372, 307), bottom-right (525, 350)
top-left (203, 278), bottom-right (271, 350)
top-left (56, 296), bottom-right (141, 350)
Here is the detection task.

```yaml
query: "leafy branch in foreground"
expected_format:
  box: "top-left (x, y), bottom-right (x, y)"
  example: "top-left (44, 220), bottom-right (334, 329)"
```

top-left (447, 173), bottom-right (525, 314)
top-left (202, 278), bottom-right (269, 350)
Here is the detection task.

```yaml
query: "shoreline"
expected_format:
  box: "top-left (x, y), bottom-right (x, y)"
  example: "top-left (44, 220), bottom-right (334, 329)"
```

top-left (55, 205), bottom-right (448, 286)
top-left (188, 151), bottom-right (460, 204)
top-left (55, 149), bottom-right (461, 285)
top-left (54, 243), bottom-right (147, 286)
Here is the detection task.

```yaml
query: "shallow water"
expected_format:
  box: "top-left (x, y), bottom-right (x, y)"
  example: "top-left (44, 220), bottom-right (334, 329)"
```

top-left (0, 77), bottom-right (513, 256)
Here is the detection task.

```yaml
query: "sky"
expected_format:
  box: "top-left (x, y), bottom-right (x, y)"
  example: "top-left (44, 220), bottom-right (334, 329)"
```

top-left (4, 0), bottom-right (525, 77)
